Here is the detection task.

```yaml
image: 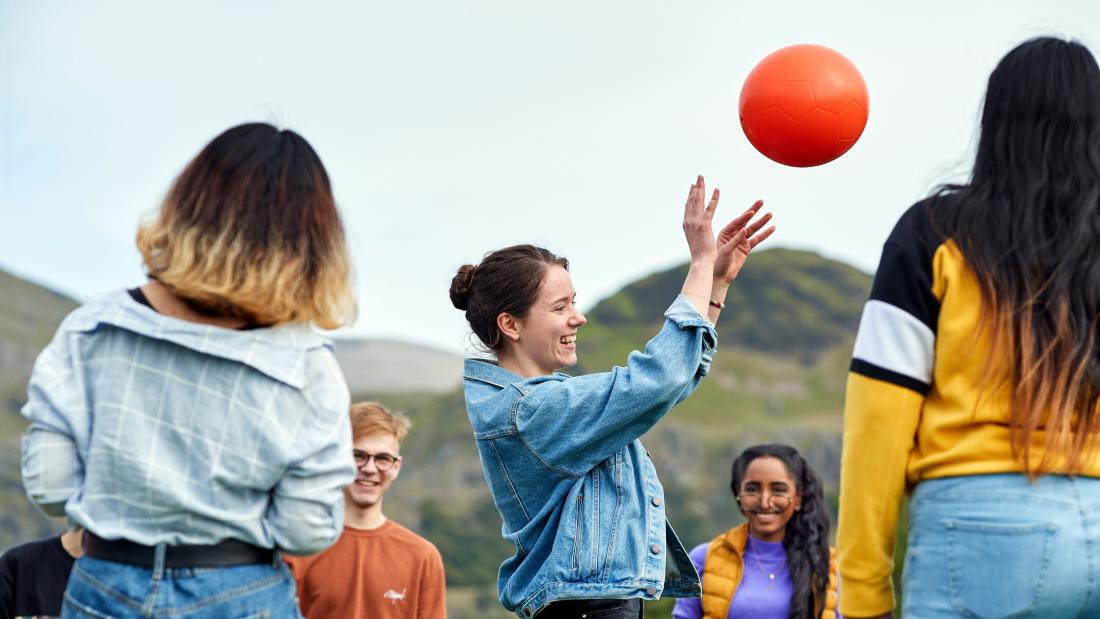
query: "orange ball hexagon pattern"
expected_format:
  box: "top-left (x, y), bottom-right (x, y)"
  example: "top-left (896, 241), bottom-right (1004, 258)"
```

top-left (739, 44), bottom-right (869, 167)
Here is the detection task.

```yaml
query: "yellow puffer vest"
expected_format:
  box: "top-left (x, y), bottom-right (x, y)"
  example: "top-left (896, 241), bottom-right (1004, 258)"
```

top-left (700, 523), bottom-right (838, 619)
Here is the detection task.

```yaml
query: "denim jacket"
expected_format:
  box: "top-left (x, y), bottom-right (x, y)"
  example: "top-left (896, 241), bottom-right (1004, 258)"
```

top-left (462, 294), bottom-right (717, 618)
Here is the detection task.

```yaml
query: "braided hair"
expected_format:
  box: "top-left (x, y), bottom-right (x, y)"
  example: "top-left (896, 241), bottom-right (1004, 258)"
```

top-left (731, 444), bottom-right (830, 619)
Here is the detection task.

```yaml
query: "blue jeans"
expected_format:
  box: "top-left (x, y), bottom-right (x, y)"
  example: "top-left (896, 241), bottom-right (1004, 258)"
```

top-left (904, 474), bottom-right (1100, 619)
top-left (62, 549), bottom-right (301, 618)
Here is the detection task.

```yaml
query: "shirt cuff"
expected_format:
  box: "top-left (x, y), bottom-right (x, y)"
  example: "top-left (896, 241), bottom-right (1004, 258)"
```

top-left (838, 576), bottom-right (894, 618)
top-left (665, 294), bottom-right (717, 352)
top-left (665, 294), bottom-right (712, 327)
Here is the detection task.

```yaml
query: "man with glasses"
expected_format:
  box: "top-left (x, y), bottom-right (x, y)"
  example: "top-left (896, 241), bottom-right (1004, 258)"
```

top-left (285, 401), bottom-right (446, 619)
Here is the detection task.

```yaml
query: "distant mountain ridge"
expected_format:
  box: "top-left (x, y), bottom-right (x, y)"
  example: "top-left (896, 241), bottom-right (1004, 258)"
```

top-left (333, 338), bottom-right (461, 395)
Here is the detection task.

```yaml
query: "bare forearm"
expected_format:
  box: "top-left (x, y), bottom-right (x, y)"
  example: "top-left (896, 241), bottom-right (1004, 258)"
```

top-left (680, 259), bottom-right (716, 317)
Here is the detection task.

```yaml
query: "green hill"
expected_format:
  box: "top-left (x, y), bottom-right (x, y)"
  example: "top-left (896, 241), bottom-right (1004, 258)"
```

top-left (0, 249), bottom-right (873, 618)
top-left (359, 248), bottom-right (872, 618)
top-left (0, 269), bottom-right (80, 550)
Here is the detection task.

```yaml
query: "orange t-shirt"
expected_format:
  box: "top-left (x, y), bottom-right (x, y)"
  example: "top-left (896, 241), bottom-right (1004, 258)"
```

top-left (285, 520), bottom-right (447, 619)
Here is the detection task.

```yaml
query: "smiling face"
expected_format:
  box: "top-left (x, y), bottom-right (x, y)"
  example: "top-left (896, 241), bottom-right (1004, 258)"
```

top-left (737, 456), bottom-right (802, 542)
top-left (506, 265), bottom-right (587, 376)
top-left (344, 431), bottom-right (402, 512)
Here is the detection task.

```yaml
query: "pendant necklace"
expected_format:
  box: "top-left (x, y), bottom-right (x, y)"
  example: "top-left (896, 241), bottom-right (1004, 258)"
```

top-left (749, 537), bottom-right (784, 590)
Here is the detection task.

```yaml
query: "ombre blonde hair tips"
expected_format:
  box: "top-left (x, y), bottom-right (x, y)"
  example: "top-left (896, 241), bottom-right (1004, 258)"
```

top-left (136, 123), bottom-right (356, 329)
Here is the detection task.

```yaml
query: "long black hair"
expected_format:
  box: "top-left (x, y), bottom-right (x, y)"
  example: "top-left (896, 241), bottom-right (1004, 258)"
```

top-left (928, 36), bottom-right (1100, 474)
top-left (731, 444), bottom-right (830, 619)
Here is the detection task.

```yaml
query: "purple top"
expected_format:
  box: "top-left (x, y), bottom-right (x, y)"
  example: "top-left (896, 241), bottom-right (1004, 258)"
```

top-left (672, 536), bottom-right (803, 619)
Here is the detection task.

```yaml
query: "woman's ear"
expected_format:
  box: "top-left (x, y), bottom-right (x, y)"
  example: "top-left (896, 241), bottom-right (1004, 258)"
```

top-left (793, 491), bottom-right (803, 512)
top-left (497, 312), bottom-right (521, 342)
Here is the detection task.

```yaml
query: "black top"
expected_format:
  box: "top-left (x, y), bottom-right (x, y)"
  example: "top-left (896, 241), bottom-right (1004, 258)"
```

top-left (128, 288), bottom-right (261, 330)
top-left (127, 286), bottom-right (156, 310)
top-left (0, 535), bottom-right (74, 619)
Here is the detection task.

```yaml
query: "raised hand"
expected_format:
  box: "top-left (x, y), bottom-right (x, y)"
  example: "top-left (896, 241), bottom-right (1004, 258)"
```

top-left (713, 200), bottom-right (774, 284)
top-left (682, 175), bottom-right (719, 265)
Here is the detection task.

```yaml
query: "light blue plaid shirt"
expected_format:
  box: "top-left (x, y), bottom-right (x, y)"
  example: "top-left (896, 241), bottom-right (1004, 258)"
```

top-left (20, 289), bottom-right (355, 555)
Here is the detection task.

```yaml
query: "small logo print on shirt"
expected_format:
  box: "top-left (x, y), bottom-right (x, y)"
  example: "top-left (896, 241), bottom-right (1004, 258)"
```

top-left (384, 588), bottom-right (407, 604)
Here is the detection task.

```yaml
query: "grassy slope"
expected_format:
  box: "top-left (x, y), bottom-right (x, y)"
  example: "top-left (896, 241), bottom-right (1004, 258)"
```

top-left (0, 270), bottom-right (81, 551)
top-left (363, 248), bottom-right (873, 618)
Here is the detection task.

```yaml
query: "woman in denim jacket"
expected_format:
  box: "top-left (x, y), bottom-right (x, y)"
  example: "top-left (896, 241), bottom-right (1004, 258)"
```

top-left (21, 123), bottom-right (357, 617)
top-left (450, 176), bottom-right (773, 618)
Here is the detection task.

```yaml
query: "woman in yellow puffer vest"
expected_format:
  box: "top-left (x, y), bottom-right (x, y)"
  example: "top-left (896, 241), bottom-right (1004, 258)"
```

top-left (672, 444), bottom-right (839, 619)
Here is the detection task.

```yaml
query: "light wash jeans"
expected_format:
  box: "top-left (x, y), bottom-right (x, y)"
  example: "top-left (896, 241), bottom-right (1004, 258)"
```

top-left (904, 474), bottom-right (1100, 619)
top-left (62, 551), bottom-right (301, 618)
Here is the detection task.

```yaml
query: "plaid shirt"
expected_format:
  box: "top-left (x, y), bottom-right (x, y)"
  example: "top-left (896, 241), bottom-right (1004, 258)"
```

top-left (20, 289), bottom-right (355, 555)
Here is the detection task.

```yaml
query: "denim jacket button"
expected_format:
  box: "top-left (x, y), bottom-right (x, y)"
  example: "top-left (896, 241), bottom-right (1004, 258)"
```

top-left (651, 496), bottom-right (661, 507)
top-left (646, 586), bottom-right (657, 596)
top-left (650, 543), bottom-right (661, 554)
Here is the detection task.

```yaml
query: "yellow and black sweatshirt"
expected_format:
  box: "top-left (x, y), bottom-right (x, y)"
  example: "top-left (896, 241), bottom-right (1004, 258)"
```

top-left (836, 199), bottom-right (1100, 617)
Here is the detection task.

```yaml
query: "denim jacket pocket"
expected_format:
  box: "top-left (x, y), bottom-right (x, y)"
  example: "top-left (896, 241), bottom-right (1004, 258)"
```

top-left (570, 492), bottom-right (584, 571)
top-left (569, 467), bottom-right (605, 579)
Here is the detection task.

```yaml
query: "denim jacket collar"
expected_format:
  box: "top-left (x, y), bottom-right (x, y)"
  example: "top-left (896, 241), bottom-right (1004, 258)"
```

top-left (462, 358), bottom-right (572, 392)
top-left (66, 289), bottom-right (332, 388)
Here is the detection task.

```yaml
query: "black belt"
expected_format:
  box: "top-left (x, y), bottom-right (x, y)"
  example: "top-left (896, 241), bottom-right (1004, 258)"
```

top-left (536, 598), bottom-right (642, 618)
top-left (85, 533), bottom-right (274, 568)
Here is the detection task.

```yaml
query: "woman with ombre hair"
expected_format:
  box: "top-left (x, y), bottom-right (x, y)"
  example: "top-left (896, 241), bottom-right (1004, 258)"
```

top-left (837, 37), bottom-right (1100, 619)
top-left (21, 123), bottom-right (357, 617)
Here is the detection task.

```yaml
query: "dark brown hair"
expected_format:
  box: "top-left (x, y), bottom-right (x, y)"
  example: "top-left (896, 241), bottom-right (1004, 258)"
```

top-left (136, 122), bottom-right (355, 328)
top-left (449, 245), bottom-right (568, 351)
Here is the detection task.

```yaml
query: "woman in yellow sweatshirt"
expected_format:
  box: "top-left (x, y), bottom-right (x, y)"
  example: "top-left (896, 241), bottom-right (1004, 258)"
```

top-left (837, 37), bottom-right (1100, 619)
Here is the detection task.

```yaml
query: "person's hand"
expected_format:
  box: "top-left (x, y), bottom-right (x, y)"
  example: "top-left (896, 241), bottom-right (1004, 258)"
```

top-left (713, 199), bottom-right (774, 284)
top-left (682, 175), bottom-right (719, 265)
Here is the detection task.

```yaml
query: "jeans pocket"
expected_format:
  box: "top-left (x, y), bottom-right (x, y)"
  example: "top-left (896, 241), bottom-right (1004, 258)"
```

top-left (945, 519), bottom-right (1056, 619)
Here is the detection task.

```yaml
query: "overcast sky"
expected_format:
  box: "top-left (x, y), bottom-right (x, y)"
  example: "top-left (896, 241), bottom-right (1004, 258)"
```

top-left (3, 1), bottom-right (1099, 353)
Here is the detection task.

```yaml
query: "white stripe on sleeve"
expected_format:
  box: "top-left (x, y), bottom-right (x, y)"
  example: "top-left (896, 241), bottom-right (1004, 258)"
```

top-left (852, 299), bottom-right (935, 384)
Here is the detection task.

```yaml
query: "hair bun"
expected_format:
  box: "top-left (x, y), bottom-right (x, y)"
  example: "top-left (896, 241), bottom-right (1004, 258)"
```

top-left (449, 264), bottom-right (477, 310)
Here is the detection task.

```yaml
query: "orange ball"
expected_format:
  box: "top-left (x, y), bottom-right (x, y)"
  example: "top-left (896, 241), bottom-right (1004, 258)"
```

top-left (739, 44), bottom-right (869, 167)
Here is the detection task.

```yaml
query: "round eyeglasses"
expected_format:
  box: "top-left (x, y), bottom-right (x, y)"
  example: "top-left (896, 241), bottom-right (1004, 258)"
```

top-left (737, 491), bottom-right (793, 511)
top-left (353, 450), bottom-right (400, 472)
